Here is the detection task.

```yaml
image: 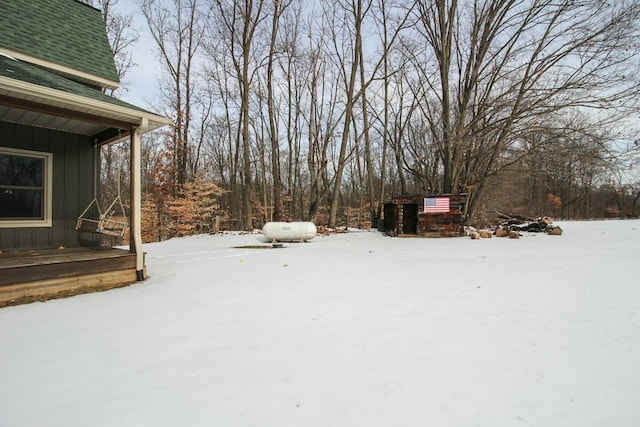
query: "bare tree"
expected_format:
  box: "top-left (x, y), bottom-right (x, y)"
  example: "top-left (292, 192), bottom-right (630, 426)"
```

top-left (276, 2), bottom-right (308, 220)
top-left (409, 0), bottom-right (640, 217)
top-left (325, 0), bottom-right (368, 228)
top-left (264, 0), bottom-right (293, 222)
top-left (201, 42), bottom-right (245, 227)
top-left (325, 0), bottom-right (412, 227)
top-left (304, 12), bottom-right (341, 224)
top-left (141, 0), bottom-right (210, 194)
top-left (211, 0), bottom-right (267, 230)
top-left (93, 0), bottom-right (640, 235)
top-left (364, 0), bottom-right (416, 226)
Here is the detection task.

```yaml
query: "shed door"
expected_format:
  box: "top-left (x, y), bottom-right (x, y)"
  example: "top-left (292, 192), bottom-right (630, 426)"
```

top-left (383, 203), bottom-right (397, 232)
top-left (402, 203), bottom-right (418, 234)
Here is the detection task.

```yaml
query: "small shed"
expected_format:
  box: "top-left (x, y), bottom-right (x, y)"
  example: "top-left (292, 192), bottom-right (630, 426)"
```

top-left (382, 194), bottom-right (468, 237)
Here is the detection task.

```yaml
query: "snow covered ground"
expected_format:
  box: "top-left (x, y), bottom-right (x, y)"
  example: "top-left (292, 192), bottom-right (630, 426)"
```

top-left (1, 219), bottom-right (639, 427)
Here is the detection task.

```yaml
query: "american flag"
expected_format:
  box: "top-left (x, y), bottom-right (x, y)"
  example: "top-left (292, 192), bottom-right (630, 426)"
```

top-left (424, 197), bottom-right (450, 213)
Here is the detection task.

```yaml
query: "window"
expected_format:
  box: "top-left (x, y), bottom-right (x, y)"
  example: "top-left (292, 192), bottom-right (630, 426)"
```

top-left (0, 147), bottom-right (52, 227)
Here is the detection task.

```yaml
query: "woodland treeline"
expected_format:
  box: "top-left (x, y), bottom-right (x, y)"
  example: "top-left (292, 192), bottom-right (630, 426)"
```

top-left (91, 0), bottom-right (640, 241)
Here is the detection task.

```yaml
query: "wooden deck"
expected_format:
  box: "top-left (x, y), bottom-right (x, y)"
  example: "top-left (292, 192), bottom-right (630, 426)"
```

top-left (0, 247), bottom-right (139, 307)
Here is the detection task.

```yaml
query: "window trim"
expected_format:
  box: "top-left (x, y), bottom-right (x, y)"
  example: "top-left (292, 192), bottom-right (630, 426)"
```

top-left (0, 147), bottom-right (53, 228)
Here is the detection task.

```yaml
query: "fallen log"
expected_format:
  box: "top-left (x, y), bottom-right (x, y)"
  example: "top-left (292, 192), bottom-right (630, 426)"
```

top-left (495, 229), bottom-right (509, 237)
top-left (479, 230), bottom-right (492, 238)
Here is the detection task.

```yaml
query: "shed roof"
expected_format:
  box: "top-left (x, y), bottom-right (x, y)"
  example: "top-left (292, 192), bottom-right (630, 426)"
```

top-left (0, 0), bottom-right (119, 90)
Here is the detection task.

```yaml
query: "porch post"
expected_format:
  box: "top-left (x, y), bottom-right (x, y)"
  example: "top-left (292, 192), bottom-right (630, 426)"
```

top-left (130, 120), bottom-right (147, 280)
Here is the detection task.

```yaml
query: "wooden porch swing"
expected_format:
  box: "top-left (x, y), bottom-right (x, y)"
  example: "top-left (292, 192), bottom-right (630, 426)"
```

top-left (76, 142), bottom-right (129, 238)
top-left (75, 193), bottom-right (128, 237)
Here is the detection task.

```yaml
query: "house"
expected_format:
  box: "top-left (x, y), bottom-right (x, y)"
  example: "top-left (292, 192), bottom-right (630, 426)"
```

top-left (382, 194), bottom-right (468, 237)
top-left (0, 0), bottom-right (170, 306)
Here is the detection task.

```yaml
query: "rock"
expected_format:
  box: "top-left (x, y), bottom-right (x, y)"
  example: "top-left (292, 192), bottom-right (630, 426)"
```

top-left (479, 230), bottom-right (492, 238)
top-left (509, 230), bottom-right (520, 239)
top-left (470, 231), bottom-right (481, 239)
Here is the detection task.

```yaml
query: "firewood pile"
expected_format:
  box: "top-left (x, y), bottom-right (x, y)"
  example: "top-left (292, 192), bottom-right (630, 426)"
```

top-left (467, 210), bottom-right (563, 239)
top-left (494, 210), bottom-right (562, 236)
top-left (316, 226), bottom-right (349, 236)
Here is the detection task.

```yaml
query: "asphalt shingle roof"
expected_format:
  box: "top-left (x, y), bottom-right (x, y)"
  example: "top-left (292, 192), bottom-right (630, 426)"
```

top-left (0, 54), bottom-right (151, 114)
top-left (0, 0), bottom-right (119, 85)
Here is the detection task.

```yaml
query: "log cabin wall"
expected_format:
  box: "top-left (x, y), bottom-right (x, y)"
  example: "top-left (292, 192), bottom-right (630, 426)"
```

top-left (382, 194), bottom-right (468, 237)
top-left (0, 121), bottom-right (97, 250)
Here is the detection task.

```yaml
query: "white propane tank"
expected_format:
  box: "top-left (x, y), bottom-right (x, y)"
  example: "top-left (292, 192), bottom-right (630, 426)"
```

top-left (262, 222), bottom-right (317, 242)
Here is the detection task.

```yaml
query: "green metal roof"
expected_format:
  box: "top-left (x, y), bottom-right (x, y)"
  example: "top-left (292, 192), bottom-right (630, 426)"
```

top-left (0, 0), bottom-right (119, 86)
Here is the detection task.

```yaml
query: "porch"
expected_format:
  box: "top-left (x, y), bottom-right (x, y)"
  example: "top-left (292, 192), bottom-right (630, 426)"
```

top-left (0, 246), bottom-right (140, 307)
